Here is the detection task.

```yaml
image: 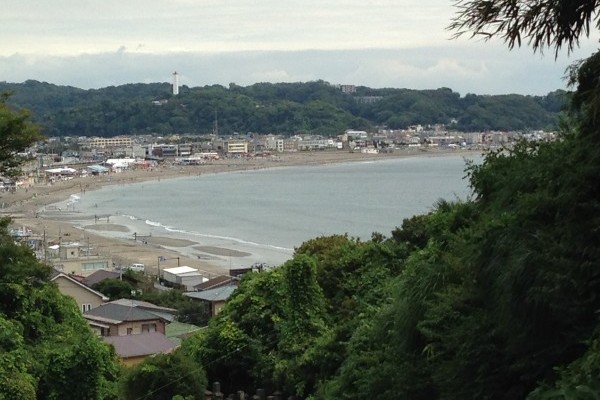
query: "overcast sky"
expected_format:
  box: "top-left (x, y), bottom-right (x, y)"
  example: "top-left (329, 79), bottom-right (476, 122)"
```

top-left (2, 0), bottom-right (598, 95)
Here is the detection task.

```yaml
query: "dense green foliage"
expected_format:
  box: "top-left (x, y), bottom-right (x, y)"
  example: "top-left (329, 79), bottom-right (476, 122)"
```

top-left (0, 218), bottom-right (121, 400)
top-left (450, 0), bottom-right (599, 55)
top-left (177, 52), bottom-right (600, 398)
top-left (3, 1), bottom-right (599, 396)
top-left (0, 80), bottom-right (565, 136)
top-left (0, 93), bottom-right (43, 177)
top-left (120, 352), bottom-right (207, 400)
top-left (140, 287), bottom-right (210, 326)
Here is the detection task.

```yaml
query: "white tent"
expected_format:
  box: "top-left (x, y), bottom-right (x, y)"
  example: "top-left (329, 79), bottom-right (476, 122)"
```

top-left (44, 167), bottom-right (77, 175)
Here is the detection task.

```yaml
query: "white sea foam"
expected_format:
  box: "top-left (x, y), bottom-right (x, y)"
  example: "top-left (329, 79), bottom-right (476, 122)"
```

top-left (68, 155), bottom-right (477, 269)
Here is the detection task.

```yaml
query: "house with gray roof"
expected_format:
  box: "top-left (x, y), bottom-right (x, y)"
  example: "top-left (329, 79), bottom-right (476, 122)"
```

top-left (82, 269), bottom-right (121, 288)
top-left (192, 274), bottom-right (239, 291)
top-left (104, 332), bottom-right (177, 366)
top-left (184, 285), bottom-right (237, 317)
top-left (109, 298), bottom-right (177, 322)
top-left (83, 302), bottom-right (168, 337)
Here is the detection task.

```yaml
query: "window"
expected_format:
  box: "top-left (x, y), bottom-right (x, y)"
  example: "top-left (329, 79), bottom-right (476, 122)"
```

top-left (127, 328), bottom-right (133, 335)
top-left (142, 323), bottom-right (156, 333)
top-left (82, 261), bottom-right (109, 271)
top-left (81, 303), bottom-right (92, 312)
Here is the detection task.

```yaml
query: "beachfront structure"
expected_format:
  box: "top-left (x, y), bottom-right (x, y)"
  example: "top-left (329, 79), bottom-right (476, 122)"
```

top-left (297, 137), bottom-right (335, 151)
top-left (105, 158), bottom-right (136, 171)
top-left (161, 266), bottom-right (207, 290)
top-left (47, 242), bottom-right (112, 277)
top-left (44, 167), bottom-right (78, 181)
top-left (225, 140), bottom-right (249, 155)
top-left (86, 136), bottom-right (134, 148)
top-left (86, 164), bottom-right (110, 175)
top-left (150, 144), bottom-right (178, 158)
top-left (282, 137), bottom-right (299, 152)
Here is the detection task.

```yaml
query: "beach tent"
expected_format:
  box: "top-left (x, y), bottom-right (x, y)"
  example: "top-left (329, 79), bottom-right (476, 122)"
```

top-left (86, 165), bottom-right (109, 175)
top-left (105, 158), bottom-right (136, 170)
top-left (44, 167), bottom-right (77, 176)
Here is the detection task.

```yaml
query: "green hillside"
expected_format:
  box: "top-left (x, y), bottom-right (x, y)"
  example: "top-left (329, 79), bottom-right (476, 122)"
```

top-left (0, 80), bottom-right (566, 137)
top-left (178, 54), bottom-right (600, 398)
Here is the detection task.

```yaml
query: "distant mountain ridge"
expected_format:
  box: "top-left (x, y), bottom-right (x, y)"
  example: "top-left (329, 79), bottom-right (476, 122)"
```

top-left (0, 80), bottom-right (567, 137)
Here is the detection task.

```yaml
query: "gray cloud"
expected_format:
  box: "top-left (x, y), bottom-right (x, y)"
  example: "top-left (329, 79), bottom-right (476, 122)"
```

top-left (1, 43), bottom-right (595, 95)
top-left (2, 0), bottom-right (597, 95)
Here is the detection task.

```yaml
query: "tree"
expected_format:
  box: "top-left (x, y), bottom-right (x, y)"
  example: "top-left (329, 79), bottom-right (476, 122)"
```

top-left (449, 0), bottom-right (599, 55)
top-left (0, 219), bottom-right (120, 399)
top-left (92, 279), bottom-right (135, 301)
top-left (0, 93), bottom-right (43, 177)
top-left (120, 352), bottom-right (207, 400)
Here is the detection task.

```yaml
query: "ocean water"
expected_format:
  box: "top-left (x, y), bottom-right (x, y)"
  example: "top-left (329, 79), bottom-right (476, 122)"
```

top-left (68, 154), bottom-right (478, 268)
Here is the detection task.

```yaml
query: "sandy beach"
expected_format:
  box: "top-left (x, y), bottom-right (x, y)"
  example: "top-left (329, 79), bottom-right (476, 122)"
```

top-left (1, 148), bottom-right (481, 278)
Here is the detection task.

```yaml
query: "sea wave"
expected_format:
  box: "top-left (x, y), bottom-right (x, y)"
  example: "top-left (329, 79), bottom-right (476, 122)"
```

top-left (145, 219), bottom-right (163, 227)
top-left (163, 226), bottom-right (293, 252)
top-left (137, 217), bottom-right (293, 252)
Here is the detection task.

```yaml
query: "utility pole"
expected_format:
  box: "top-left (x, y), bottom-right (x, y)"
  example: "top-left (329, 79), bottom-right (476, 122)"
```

top-left (157, 256), bottom-right (161, 281)
top-left (43, 227), bottom-right (47, 263)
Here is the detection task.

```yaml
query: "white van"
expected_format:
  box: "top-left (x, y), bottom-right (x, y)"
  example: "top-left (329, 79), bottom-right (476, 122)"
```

top-left (127, 263), bottom-right (145, 272)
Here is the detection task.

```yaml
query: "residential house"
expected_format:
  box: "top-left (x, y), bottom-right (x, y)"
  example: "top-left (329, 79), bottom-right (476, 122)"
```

top-left (104, 332), bottom-right (177, 366)
top-left (82, 269), bottom-right (121, 288)
top-left (83, 302), bottom-right (169, 337)
top-left (50, 270), bottom-right (108, 313)
top-left (184, 285), bottom-right (237, 317)
top-left (83, 300), bottom-right (180, 365)
top-left (109, 298), bottom-right (178, 322)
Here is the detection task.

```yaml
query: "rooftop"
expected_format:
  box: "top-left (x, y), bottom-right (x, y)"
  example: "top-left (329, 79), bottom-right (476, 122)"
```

top-left (84, 302), bottom-right (167, 323)
top-left (184, 285), bottom-right (237, 302)
top-left (104, 332), bottom-right (176, 358)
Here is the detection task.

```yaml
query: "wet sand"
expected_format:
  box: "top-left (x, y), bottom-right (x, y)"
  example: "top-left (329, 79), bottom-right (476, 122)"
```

top-left (1, 148), bottom-right (482, 277)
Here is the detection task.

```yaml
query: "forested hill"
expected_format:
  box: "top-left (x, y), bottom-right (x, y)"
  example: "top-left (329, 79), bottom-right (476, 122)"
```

top-left (0, 80), bottom-right (567, 137)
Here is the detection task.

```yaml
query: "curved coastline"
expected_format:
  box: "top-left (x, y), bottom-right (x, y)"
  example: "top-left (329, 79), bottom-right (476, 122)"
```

top-left (2, 148), bottom-right (482, 276)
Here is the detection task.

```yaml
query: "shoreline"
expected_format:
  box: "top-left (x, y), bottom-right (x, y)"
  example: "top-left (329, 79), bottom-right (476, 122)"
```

top-left (2, 148), bottom-right (482, 278)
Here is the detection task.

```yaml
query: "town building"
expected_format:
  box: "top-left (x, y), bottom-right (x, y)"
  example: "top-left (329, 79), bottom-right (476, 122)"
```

top-left (50, 270), bottom-right (108, 313)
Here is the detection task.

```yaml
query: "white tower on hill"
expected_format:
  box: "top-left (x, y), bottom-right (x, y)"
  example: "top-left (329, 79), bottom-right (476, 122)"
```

top-left (172, 71), bottom-right (179, 95)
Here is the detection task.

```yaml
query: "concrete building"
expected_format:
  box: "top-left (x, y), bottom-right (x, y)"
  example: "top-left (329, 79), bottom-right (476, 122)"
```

top-left (161, 266), bottom-right (207, 290)
top-left (225, 140), bottom-right (248, 155)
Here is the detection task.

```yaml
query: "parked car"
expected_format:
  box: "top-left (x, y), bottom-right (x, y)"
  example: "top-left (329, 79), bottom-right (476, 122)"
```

top-left (127, 263), bottom-right (145, 272)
